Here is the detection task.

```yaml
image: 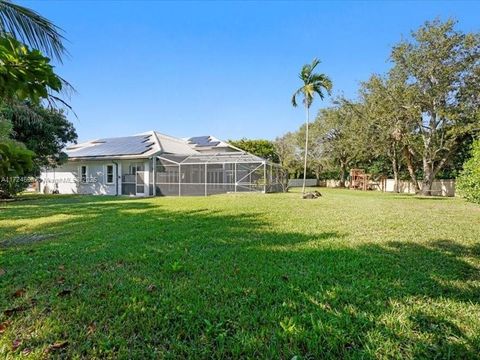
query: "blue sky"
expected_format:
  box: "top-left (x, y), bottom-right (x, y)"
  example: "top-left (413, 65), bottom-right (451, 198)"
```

top-left (22, 1), bottom-right (480, 142)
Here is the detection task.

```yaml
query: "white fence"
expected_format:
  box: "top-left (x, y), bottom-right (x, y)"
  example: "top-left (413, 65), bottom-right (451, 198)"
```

top-left (289, 178), bottom-right (456, 197)
top-left (380, 179), bottom-right (455, 196)
top-left (287, 179), bottom-right (320, 187)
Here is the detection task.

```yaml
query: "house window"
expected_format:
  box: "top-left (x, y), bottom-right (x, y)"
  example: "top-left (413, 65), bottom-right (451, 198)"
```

top-left (106, 165), bottom-right (114, 184)
top-left (130, 165), bottom-right (137, 176)
top-left (80, 165), bottom-right (87, 183)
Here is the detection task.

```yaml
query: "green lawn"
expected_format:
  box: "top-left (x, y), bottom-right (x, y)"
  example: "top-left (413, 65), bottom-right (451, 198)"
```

top-left (1, 189), bottom-right (479, 359)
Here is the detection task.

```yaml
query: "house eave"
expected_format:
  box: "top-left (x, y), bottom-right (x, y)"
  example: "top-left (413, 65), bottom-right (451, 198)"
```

top-left (66, 149), bottom-right (215, 162)
top-left (66, 153), bottom-right (158, 161)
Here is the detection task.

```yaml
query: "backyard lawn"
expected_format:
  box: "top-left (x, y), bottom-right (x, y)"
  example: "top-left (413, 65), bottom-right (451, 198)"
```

top-left (1, 189), bottom-right (479, 359)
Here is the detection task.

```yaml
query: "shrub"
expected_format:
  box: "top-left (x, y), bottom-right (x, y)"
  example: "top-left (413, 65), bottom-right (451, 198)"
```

top-left (0, 141), bottom-right (34, 198)
top-left (0, 176), bottom-right (32, 198)
top-left (457, 140), bottom-right (480, 204)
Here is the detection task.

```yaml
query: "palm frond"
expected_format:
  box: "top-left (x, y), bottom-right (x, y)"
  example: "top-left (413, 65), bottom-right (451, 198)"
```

top-left (46, 94), bottom-right (76, 118)
top-left (315, 75), bottom-right (333, 100)
top-left (312, 85), bottom-right (325, 100)
top-left (57, 73), bottom-right (76, 99)
top-left (0, 0), bottom-right (66, 61)
top-left (299, 64), bottom-right (311, 83)
top-left (309, 58), bottom-right (321, 72)
top-left (292, 58), bottom-right (332, 109)
top-left (311, 73), bottom-right (332, 91)
top-left (291, 87), bottom-right (304, 107)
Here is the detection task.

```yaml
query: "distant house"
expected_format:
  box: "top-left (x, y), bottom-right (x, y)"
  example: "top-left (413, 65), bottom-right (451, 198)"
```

top-left (40, 131), bottom-right (284, 196)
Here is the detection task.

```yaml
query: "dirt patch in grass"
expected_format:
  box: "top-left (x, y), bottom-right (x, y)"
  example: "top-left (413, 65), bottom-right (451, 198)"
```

top-left (0, 233), bottom-right (57, 248)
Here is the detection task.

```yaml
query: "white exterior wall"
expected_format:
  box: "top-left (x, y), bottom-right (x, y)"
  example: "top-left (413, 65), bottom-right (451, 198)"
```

top-left (144, 158), bottom-right (150, 196)
top-left (40, 162), bottom-right (78, 194)
top-left (40, 160), bottom-right (119, 195)
top-left (40, 158), bottom-right (153, 196)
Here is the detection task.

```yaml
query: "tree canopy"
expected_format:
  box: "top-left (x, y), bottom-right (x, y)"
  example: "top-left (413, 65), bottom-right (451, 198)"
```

top-left (2, 101), bottom-right (77, 171)
top-left (228, 138), bottom-right (279, 163)
top-left (0, 1), bottom-right (73, 197)
top-left (0, 36), bottom-right (70, 107)
top-left (278, 19), bottom-right (480, 194)
top-left (390, 19), bottom-right (480, 194)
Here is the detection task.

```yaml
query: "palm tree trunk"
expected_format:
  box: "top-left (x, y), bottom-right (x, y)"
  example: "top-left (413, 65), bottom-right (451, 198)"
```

top-left (302, 105), bottom-right (310, 194)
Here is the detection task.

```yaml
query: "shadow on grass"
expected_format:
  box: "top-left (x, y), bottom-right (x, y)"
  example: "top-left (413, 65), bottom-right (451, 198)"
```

top-left (0, 197), bottom-right (479, 358)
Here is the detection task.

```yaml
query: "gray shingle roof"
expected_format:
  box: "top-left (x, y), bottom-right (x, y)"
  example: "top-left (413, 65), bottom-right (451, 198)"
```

top-left (154, 132), bottom-right (198, 154)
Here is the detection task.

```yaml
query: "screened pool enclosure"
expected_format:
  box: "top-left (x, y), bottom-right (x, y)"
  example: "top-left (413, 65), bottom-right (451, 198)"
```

top-left (150, 152), bottom-right (286, 196)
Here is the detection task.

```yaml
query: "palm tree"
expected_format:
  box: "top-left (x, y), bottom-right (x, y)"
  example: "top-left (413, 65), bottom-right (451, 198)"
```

top-left (0, 0), bottom-right (66, 61)
top-left (292, 58), bottom-right (332, 194)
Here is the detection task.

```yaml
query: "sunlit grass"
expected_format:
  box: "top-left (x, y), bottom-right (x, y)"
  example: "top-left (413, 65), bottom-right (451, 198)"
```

top-left (1, 188), bottom-right (479, 358)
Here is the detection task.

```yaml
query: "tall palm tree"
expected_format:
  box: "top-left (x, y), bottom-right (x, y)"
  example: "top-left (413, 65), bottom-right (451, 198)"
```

top-left (0, 0), bottom-right (66, 61)
top-left (292, 58), bottom-right (332, 194)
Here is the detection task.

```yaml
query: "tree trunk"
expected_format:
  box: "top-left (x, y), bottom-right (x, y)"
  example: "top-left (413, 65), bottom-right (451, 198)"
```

top-left (302, 105), bottom-right (309, 194)
top-left (302, 104), bottom-right (310, 194)
top-left (421, 153), bottom-right (450, 196)
top-left (391, 146), bottom-right (399, 193)
top-left (392, 159), bottom-right (399, 193)
top-left (314, 166), bottom-right (321, 182)
top-left (421, 158), bottom-right (434, 196)
top-left (339, 161), bottom-right (347, 188)
top-left (403, 145), bottom-right (420, 193)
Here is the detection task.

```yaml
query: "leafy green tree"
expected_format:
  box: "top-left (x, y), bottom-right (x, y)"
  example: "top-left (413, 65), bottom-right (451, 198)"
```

top-left (436, 136), bottom-right (474, 179)
top-left (296, 120), bottom-right (328, 181)
top-left (274, 132), bottom-right (302, 179)
top-left (0, 36), bottom-right (70, 106)
top-left (314, 105), bottom-right (368, 187)
top-left (0, 104), bottom-right (34, 198)
top-left (359, 73), bottom-right (422, 192)
top-left (0, 0), bottom-right (66, 60)
top-left (292, 58), bottom-right (332, 193)
top-left (391, 19), bottom-right (480, 195)
top-left (0, 111), bottom-right (12, 139)
top-left (0, 1), bottom-right (70, 198)
top-left (457, 140), bottom-right (480, 203)
top-left (1, 101), bottom-right (77, 171)
top-left (228, 139), bottom-right (279, 162)
top-left (0, 139), bottom-right (34, 198)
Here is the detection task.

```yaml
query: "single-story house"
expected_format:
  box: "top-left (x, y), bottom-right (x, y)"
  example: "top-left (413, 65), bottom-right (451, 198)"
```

top-left (40, 131), bottom-right (285, 196)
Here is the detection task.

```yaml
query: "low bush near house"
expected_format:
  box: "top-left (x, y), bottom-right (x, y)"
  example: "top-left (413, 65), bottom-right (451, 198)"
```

top-left (457, 140), bottom-right (480, 204)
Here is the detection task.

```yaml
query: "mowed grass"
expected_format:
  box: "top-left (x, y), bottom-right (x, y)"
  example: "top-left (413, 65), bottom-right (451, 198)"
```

top-left (1, 189), bottom-right (480, 359)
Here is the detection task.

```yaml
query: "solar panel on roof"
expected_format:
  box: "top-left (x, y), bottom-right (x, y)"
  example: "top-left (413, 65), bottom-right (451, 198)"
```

top-left (188, 136), bottom-right (221, 147)
top-left (67, 135), bottom-right (154, 157)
